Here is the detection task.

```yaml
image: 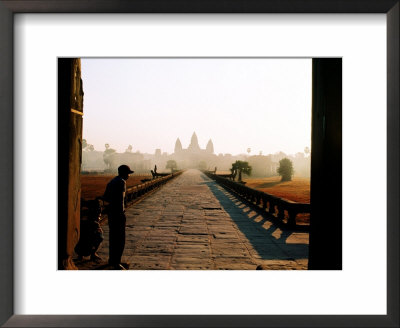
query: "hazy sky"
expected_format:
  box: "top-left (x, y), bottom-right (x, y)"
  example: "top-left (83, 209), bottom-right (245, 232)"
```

top-left (81, 58), bottom-right (311, 155)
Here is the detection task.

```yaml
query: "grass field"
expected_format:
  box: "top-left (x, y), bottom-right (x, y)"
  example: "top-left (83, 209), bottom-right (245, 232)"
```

top-left (243, 176), bottom-right (310, 203)
top-left (243, 176), bottom-right (310, 225)
top-left (80, 174), bottom-right (152, 200)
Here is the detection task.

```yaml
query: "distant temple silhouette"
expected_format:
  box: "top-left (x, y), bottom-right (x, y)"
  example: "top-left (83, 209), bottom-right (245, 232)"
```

top-left (82, 131), bottom-right (309, 177)
top-left (174, 132), bottom-right (214, 155)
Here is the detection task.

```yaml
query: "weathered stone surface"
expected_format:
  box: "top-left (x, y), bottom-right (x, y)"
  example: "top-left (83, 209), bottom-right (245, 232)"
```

top-left (214, 259), bottom-right (257, 270)
top-left (59, 59), bottom-right (84, 270)
top-left (177, 235), bottom-right (210, 243)
top-left (256, 260), bottom-right (307, 270)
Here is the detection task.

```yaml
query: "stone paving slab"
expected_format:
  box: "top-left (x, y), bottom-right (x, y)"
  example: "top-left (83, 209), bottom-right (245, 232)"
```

top-left (76, 169), bottom-right (309, 270)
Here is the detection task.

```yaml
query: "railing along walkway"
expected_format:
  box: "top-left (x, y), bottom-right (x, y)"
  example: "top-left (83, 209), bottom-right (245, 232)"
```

top-left (204, 172), bottom-right (310, 230)
top-left (80, 171), bottom-right (184, 225)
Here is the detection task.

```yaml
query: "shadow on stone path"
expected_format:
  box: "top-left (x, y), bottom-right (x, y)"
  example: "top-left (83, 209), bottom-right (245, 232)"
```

top-left (87, 169), bottom-right (309, 270)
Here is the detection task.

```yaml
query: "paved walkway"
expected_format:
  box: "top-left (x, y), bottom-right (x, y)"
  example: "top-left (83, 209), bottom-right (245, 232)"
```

top-left (78, 169), bottom-right (309, 270)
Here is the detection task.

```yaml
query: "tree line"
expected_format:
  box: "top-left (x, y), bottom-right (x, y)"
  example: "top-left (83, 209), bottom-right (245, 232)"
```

top-left (229, 158), bottom-right (294, 183)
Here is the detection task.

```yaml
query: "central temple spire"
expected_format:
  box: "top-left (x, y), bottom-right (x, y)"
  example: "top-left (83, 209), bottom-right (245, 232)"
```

top-left (188, 131), bottom-right (200, 151)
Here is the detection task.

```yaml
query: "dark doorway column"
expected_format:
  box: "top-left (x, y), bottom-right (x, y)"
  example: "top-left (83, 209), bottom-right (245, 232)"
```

top-left (308, 59), bottom-right (342, 270)
top-left (58, 59), bottom-right (84, 270)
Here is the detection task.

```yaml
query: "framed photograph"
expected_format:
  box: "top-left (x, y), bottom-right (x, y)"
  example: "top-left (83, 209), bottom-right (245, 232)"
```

top-left (65, 57), bottom-right (315, 272)
top-left (1, 1), bottom-right (398, 327)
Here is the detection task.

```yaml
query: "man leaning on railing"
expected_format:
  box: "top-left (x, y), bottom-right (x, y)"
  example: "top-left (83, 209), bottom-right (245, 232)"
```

top-left (102, 164), bottom-right (134, 270)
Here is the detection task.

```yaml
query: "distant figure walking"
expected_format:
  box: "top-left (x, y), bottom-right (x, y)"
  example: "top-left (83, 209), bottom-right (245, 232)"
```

top-left (103, 164), bottom-right (134, 270)
top-left (154, 164), bottom-right (157, 174)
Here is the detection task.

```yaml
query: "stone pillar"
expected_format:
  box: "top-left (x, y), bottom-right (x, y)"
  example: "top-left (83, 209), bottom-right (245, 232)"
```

top-left (308, 59), bottom-right (342, 270)
top-left (58, 59), bottom-right (84, 270)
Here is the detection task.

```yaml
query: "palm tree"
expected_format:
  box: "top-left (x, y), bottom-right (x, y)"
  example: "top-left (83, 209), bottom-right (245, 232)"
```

top-left (232, 160), bottom-right (252, 182)
top-left (103, 143), bottom-right (116, 170)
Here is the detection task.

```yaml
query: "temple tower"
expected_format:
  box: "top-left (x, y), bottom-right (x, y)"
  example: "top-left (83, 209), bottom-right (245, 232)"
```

top-left (174, 138), bottom-right (183, 153)
top-left (188, 132), bottom-right (200, 152)
top-left (206, 139), bottom-right (214, 154)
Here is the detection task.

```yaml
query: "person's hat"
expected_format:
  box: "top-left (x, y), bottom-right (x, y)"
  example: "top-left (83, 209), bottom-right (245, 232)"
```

top-left (118, 164), bottom-right (134, 174)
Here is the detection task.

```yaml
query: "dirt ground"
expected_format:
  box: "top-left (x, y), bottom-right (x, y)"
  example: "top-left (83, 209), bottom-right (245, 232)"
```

top-left (80, 174), bottom-right (152, 200)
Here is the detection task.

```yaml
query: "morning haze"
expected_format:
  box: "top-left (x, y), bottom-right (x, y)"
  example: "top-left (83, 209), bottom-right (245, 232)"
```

top-left (75, 58), bottom-right (315, 271)
top-left (81, 58), bottom-right (312, 157)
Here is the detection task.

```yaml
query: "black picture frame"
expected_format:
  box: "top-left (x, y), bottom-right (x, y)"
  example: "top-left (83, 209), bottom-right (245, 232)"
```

top-left (0, 1), bottom-right (398, 327)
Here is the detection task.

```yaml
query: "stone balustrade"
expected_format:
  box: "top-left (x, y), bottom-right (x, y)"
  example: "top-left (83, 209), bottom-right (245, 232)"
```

top-left (81, 171), bottom-right (184, 223)
top-left (204, 172), bottom-right (310, 229)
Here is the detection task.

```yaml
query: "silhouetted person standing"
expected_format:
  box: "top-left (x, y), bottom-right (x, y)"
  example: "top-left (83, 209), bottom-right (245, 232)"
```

top-left (103, 164), bottom-right (134, 270)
